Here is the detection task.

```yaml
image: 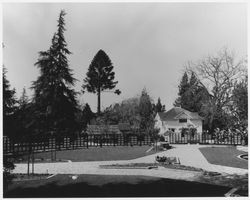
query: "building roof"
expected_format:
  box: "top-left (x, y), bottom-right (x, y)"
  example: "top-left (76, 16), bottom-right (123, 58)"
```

top-left (86, 123), bottom-right (132, 135)
top-left (86, 125), bottom-right (122, 135)
top-left (118, 123), bottom-right (131, 131)
top-left (158, 107), bottom-right (203, 121)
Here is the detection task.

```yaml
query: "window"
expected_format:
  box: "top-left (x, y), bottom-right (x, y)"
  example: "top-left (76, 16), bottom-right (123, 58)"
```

top-left (179, 119), bottom-right (187, 123)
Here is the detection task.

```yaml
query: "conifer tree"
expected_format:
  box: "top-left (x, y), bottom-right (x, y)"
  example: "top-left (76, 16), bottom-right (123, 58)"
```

top-left (15, 88), bottom-right (32, 138)
top-left (82, 49), bottom-right (120, 115)
top-left (19, 87), bottom-right (29, 108)
top-left (188, 71), bottom-right (207, 112)
top-left (155, 97), bottom-right (165, 113)
top-left (174, 72), bottom-right (189, 108)
top-left (32, 10), bottom-right (78, 137)
top-left (138, 89), bottom-right (159, 140)
top-left (174, 71), bottom-right (208, 113)
top-left (3, 67), bottom-right (17, 136)
top-left (189, 71), bottom-right (198, 86)
top-left (138, 88), bottom-right (154, 131)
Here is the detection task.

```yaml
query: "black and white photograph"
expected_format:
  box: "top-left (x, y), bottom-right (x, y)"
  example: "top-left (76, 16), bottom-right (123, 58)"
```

top-left (2, 1), bottom-right (248, 198)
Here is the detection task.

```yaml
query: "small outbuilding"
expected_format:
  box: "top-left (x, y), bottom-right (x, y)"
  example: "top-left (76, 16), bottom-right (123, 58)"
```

top-left (86, 123), bottom-right (132, 135)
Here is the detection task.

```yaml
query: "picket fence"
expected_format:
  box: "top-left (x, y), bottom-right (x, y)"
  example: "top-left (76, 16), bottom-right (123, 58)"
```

top-left (168, 133), bottom-right (244, 145)
top-left (3, 134), bottom-right (152, 155)
top-left (3, 132), bottom-right (246, 155)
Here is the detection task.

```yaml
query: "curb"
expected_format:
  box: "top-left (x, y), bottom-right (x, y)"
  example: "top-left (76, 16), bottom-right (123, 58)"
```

top-left (46, 174), bottom-right (57, 179)
top-left (224, 187), bottom-right (239, 197)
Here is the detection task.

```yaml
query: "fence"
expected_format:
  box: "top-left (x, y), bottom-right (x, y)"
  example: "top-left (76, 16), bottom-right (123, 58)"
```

top-left (3, 134), bottom-right (152, 155)
top-left (3, 131), bottom-right (246, 155)
top-left (168, 133), bottom-right (245, 145)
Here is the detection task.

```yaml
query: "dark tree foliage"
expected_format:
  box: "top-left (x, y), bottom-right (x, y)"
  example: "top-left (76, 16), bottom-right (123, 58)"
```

top-left (190, 49), bottom-right (246, 131)
top-left (187, 72), bottom-right (208, 113)
top-left (174, 71), bottom-right (208, 113)
top-left (3, 155), bottom-right (15, 193)
top-left (174, 72), bottom-right (189, 108)
top-left (19, 87), bottom-right (29, 108)
top-left (154, 97), bottom-right (166, 113)
top-left (138, 89), bottom-right (160, 140)
top-left (3, 67), bottom-right (16, 117)
top-left (3, 67), bottom-right (17, 137)
top-left (14, 88), bottom-right (36, 140)
top-left (82, 49), bottom-right (120, 114)
top-left (138, 89), bottom-right (155, 131)
top-left (82, 103), bottom-right (95, 130)
top-left (32, 10), bottom-right (78, 137)
top-left (96, 97), bottom-right (141, 129)
top-left (100, 104), bottom-right (122, 125)
top-left (3, 67), bottom-right (16, 192)
top-left (231, 76), bottom-right (248, 128)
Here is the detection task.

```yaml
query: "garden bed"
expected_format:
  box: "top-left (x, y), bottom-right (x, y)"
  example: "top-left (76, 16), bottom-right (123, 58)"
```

top-left (14, 158), bottom-right (69, 163)
top-left (12, 173), bottom-right (53, 181)
top-left (100, 162), bottom-right (220, 175)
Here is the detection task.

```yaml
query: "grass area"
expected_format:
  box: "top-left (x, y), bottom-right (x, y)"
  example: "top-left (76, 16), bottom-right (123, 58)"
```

top-left (5, 174), bottom-right (231, 197)
top-left (16, 146), bottom-right (158, 162)
top-left (199, 146), bottom-right (248, 169)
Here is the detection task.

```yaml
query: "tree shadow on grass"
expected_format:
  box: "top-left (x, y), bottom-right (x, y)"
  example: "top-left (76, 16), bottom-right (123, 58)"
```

top-left (5, 178), bottom-right (231, 198)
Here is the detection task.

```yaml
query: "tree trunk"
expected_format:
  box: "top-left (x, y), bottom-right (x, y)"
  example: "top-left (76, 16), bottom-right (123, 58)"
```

top-left (97, 88), bottom-right (101, 115)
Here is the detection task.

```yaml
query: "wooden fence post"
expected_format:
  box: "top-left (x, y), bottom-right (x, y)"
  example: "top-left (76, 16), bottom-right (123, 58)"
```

top-left (100, 135), bottom-right (102, 148)
top-left (87, 135), bottom-right (89, 148)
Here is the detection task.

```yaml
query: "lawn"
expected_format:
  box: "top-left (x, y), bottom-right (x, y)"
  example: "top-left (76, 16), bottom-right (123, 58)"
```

top-left (5, 174), bottom-right (231, 197)
top-left (199, 146), bottom-right (248, 169)
top-left (16, 146), bottom-right (157, 162)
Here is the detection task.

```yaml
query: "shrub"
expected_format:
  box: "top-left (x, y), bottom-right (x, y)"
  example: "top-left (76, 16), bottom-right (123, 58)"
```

top-left (3, 156), bottom-right (15, 193)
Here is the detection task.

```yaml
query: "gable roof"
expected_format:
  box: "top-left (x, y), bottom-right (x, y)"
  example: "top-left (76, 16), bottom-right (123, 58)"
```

top-left (158, 107), bottom-right (203, 121)
top-left (118, 123), bottom-right (131, 131)
top-left (86, 125), bottom-right (122, 135)
top-left (86, 123), bottom-right (132, 135)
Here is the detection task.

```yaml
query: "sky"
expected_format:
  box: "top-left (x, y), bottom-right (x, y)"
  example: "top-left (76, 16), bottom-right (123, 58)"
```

top-left (2, 2), bottom-right (247, 112)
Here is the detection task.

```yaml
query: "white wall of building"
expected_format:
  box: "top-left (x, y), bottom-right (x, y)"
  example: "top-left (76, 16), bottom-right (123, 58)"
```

top-left (154, 114), bottom-right (166, 135)
top-left (155, 113), bottom-right (203, 136)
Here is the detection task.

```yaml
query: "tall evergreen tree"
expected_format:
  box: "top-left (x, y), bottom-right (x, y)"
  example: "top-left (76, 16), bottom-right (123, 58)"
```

top-left (32, 10), bottom-right (78, 137)
top-left (82, 49), bottom-right (120, 115)
top-left (3, 67), bottom-right (16, 116)
top-left (138, 89), bottom-right (159, 140)
top-left (15, 88), bottom-right (33, 139)
top-left (138, 88), bottom-right (154, 131)
top-left (174, 72), bottom-right (189, 108)
top-left (189, 71), bottom-right (198, 86)
top-left (3, 67), bottom-right (17, 136)
top-left (154, 97), bottom-right (165, 113)
top-left (187, 72), bottom-right (203, 112)
top-left (174, 71), bottom-right (208, 113)
top-left (19, 87), bottom-right (29, 108)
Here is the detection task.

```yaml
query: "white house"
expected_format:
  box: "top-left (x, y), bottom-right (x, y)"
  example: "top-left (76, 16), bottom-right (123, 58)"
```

top-left (155, 107), bottom-right (203, 138)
